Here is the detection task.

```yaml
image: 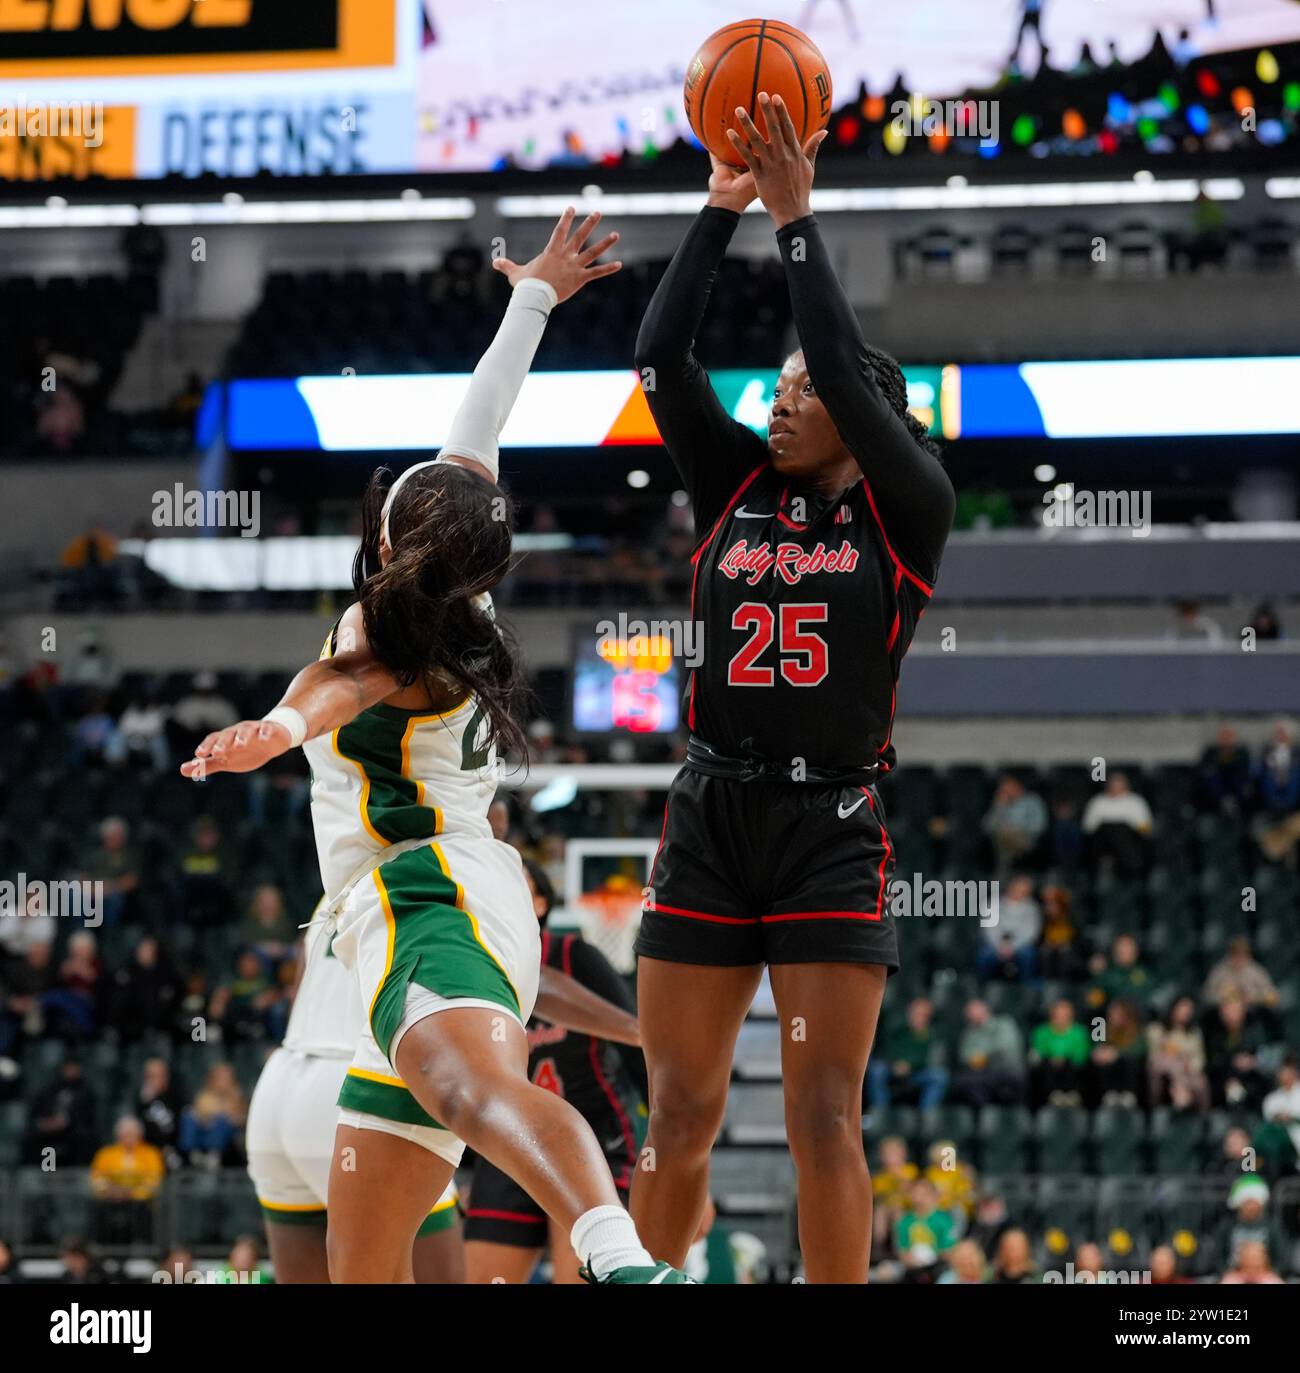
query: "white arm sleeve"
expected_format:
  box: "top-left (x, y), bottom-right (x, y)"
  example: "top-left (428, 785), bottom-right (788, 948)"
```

top-left (438, 276), bottom-right (558, 480)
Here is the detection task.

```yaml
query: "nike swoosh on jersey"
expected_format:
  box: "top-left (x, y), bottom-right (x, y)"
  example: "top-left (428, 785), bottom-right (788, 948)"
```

top-left (837, 796), bottom-right (868, 819)
top-left (733, 506), bottom-right (772, 519)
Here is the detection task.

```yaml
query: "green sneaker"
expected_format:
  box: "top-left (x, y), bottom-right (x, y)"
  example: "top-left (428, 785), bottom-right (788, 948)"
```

top-left (579, 1260), bottom-right (694, 1284)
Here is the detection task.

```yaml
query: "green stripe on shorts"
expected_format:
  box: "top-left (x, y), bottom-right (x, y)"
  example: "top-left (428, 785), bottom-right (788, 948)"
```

top-left (370, 845), bottom-right (522, 1061)
top-left (417, 1198), bottom-right (461, 1237)
top-left (337, 1068), bottom-right (446, 1130)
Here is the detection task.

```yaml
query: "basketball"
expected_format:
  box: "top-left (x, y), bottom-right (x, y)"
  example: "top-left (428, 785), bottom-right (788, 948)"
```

top-left (683, 19), bottom-right (833, 167)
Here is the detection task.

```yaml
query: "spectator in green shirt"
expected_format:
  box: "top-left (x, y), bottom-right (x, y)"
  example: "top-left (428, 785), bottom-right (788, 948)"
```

top-left (867, 996), bottom-right (948, 1108)
top-left (1086, 933), bottom-right (1152, 1011)
top-left (1029, 999), bottom-right (1090, 1107)
top-left (894, 1179), bottom-right (957, 1269)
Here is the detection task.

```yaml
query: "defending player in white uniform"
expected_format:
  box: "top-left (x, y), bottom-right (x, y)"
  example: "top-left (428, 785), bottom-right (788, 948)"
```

top-left (246, 902), bottom-right (460, 1280)
top-left (186, 208), bottom-right (691, 1285)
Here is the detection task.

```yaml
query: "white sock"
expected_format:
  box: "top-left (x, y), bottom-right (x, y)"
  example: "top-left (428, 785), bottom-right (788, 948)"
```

top-left (570, 1204), bottom-right (654, 1277)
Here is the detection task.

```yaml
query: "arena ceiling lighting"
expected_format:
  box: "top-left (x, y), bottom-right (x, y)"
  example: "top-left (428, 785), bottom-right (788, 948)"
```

top-left (120, 533), bottom-right (572, 593)
top-left (0, 179), bottom-right (1254, 230)
top-left (496, 178), bottom-right (1245, 218)
top-left (0, 197), bottom-right (476, 229)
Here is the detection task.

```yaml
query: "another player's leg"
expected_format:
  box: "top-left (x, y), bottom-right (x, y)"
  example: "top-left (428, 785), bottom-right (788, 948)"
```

top-left (769, 961), bottom-right (887, 1283)
top-left (629, 959), bottom-right (765, 1267)
top-left (246, 1047), bottom-right (335, 1282)
top-left (394, 1008), bottom-right (681, 1282)
top-left (326, 1122), bottom-right (455, 1283)
top-left (464, 1241), bottom-right (542, 1284)
top-left (463, 1154), bottom-right (547, 1283)
top-left (413, 1206), bottom-right (466, 1284)
top-left (263, 1221), bottom-right (332, 1283)
top-left (547, 1216), bottom-right (584, 1284)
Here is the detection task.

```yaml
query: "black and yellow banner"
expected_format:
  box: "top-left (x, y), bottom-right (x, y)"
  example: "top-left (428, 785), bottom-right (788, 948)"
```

top-left (0, 0), bottom-right (394, 76)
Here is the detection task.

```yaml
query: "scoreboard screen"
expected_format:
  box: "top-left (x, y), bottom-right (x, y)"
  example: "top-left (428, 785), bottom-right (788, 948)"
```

top-left (571, 626), bottom-right (681, 737)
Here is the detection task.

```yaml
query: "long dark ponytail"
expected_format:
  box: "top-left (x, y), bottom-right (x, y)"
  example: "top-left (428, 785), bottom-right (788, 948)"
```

top-left (351, 462), bottom-right (531, 763)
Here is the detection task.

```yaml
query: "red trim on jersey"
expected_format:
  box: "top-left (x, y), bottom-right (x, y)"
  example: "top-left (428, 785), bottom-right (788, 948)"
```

top-left (863, 787), bottom-right (892, 919)
top-left (647, 902), bottom-right (760, 925)
top-left (588, 1035), bottom-right (637, 1184)
top-left (761, 909), bottom-right (882, 923)
top-left (859, 478), bottom-right (934, 597)
top-left (561, 932), bottom-right (575, 978)
top-left (687, 463), bottom-right (766, 730)
top-left (877, 677), bottom-right (898, 774)
top-left (466, 1208), bottom-right (546, 1224)
top-left (690, 464), bottom-right (766, 568)
top-left (647, 797), bottom-right (671, 891)
top-left (885, 611), bottom-right (901, 654)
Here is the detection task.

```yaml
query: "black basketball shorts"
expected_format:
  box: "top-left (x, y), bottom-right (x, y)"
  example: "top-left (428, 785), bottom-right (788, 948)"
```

top-left (634, 767), bottom-right (899, 970)
top-left (464, 1156), bottom-right (631, 1248)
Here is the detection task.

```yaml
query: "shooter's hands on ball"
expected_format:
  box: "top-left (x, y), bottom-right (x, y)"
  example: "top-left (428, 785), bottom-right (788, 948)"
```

top-left (707, 152), bottom-right (757, 214)
top-left (181, 720), bottom-right (291, 778)
top-left (491, 207), bottom-right (622, 303)
top-left (728, 91), bottom-right (828, 230)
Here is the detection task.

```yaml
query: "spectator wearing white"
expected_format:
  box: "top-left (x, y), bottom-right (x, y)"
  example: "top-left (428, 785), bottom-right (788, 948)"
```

top-left (977, 874), bottom-right (1040, 982)
top-left (171, 671), bottom-right (239, 739)
top-left (107, 695), bottom-right (170, 772)
top-left (0, 886), bottom-right (56, 959)
top-left (1166, 599), bottom-right (1224, 644)
top-left (1262, 1056), bottom-right (1300, 1161)
top-left (1081, 772), bottom-right (1153, 875)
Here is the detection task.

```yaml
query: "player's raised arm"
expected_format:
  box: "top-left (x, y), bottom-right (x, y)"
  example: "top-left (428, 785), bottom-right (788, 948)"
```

top-left (443, 207), bottom-right (623, 482)
top-left (732, 93), bottom-right (956, 583)
top-left (179, 603), bottom-right (392, 778)
top-left (634, 165), bottom-right (769, 529)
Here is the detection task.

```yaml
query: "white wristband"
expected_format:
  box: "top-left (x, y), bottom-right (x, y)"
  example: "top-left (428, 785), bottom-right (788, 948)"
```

top-left (514, 276), bottom-right (558, 311)
top-left (262, 706), bottom-right (308, 749)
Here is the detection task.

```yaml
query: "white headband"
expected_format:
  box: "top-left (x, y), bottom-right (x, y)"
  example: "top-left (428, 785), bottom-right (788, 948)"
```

top-left (379, 458), bottom-right (446, 549)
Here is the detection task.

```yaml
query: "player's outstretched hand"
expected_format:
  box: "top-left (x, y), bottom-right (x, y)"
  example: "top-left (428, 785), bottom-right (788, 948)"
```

top-left (492, 207), bottom-right (622, 304)
top-left (706, 152), bottom-right (757, 214)
top-left (728, 92), bottom-right (828, 230)
top-left (180, 720), bottom-right (292, 780)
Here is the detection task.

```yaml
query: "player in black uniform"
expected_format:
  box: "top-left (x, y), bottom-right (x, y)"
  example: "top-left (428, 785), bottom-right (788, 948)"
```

top-left (629, 93), bottom-right (955, 1283)
top-left (464, 860), bottom-right (648, 1283)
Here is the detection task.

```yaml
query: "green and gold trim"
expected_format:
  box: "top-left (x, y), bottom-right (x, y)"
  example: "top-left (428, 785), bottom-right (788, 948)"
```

top-left (367, 844), bottom-right (522, 1063)
top-left (259, 1199), bottom-right (328, 1228)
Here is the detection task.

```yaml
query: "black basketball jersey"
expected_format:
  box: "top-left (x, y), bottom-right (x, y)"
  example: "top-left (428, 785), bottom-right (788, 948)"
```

top-left (526, 931), bottom-right (644, 1185)
top-left (635, 205), bottom-right (955, 778)
top-left (686, 462), bottom-right (932, 774)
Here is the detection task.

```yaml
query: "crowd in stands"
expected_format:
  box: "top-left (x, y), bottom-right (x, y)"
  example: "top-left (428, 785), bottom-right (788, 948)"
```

top-left (2, 632), bottom-right (1298, 1277)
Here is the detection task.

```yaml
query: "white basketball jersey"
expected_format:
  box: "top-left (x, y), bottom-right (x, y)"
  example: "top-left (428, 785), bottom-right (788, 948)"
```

top-left (281, 904), bottom-right (360, 1060)
top-left (303, 619), bottom-right (498, 901)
